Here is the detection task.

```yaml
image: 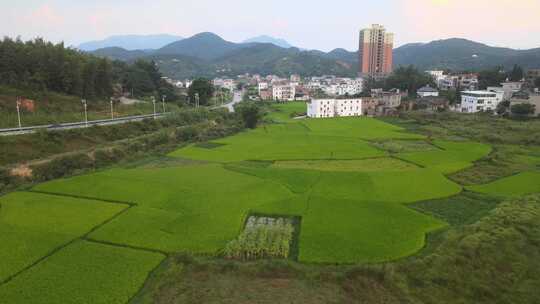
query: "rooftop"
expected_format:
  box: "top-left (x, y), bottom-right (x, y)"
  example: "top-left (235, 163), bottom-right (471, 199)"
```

top-left (418, 85), bottom-right (438, 92)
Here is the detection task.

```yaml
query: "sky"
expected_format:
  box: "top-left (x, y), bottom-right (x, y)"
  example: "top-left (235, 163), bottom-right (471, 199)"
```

top-left (1, 0), bottom-right (540, 51)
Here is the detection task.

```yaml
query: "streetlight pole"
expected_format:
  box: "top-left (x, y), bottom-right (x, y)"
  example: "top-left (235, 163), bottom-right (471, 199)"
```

top-left (16, 97), bottom-right (22, 130)
top-left (152, 96), bottom-right (157, 119)
top-left (110, 97), bottom-right (114, 120)
top-left (161, 95), bottom-right (166, 113)
top-left (81, 99), bottom-right (88, 128)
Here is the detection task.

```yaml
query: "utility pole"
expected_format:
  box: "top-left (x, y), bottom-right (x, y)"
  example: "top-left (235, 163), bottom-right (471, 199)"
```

top-left (195, 93), bottom-right (200, 108)
top-left (110, 97), bottom-right (114, 120)
top-left (152, 96), bottom-right (157, 119)
top-left (161, 95), bottom-right (166, 113)
top-left (16, 97), bottom-right (22, 130)
top-left (81, 99), bottom-right (88, 128)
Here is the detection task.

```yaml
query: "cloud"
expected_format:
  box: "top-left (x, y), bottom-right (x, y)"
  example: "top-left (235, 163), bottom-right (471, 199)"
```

top-left (27, 4), bottom-right (64, 26)
top-left (400, 0), bottom-right (540, 44)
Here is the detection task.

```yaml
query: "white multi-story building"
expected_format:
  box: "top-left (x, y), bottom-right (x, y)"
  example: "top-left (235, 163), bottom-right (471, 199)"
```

top-left (307, 99), bottom-right (363, 118)
top-left (258, 82), bottom-right (269, 94)
top-left (321, 78), bottom-right (363, 96)
top-left (426, 70), bottom-right (445, 83)
top-left (460, 90), bottom-right (504, 113)
top-left (273, 85), bottom-right (296, 101)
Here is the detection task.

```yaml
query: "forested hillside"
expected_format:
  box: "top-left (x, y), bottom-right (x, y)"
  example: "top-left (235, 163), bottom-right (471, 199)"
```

top-left (0, 37), bottom-right (176, 100)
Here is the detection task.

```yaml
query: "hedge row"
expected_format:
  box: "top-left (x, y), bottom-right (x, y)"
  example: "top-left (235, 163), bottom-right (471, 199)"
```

top-left (28, 120), bottom-right (242, 183)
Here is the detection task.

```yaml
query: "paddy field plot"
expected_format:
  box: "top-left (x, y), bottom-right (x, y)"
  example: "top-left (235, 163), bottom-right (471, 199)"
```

top-left (466, 171), bottom-right (540, 198)
top-left (170, 118), bottom-right (427, 163)
top-left (397, 140), bottom-right (492, 174)
top-left (0, 240), bottom-right (164, 304)
top-left (0, 192), bottom-right (126, 282)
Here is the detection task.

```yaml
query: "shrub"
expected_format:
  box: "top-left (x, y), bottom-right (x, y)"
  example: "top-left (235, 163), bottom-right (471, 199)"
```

top-left (175, 126), bottom-right (200, 142)
top-left (93, 148), bottom-right (126, 167)
top-left (236, 102), bottom-right (262, 129)
top-left (32, 153), bottom-right (94, 181)
top-left (511, 103), bottom-right (535, 117)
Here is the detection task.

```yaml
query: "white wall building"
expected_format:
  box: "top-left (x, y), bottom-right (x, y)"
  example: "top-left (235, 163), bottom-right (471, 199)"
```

top-left (460, 90), bottom-right (504, 113)
top-left (258, 82), bottom-right (269, 94)
top-left (426, 70), bottom-right (445, 84)
top-left (417, 85), bottom-right (439, 98)
top-left (273, 85), bottom-right (296, 101)
top-left (307, 98), bottom-right (363, 118)
top-left (322, 78), bottom-right (363, 96)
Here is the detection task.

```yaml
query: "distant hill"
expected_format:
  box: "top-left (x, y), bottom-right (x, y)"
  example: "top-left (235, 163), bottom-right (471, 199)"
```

top-left (393, 38), bottom-right (540, 70)
top-left (91, 47), bottom-right (150, 61)
top-left (323, 48), bottom-right (357, 64)
top-left (156, 32), bottom-right (248, 60)
top-left (78, 34), bottom-right (183, 51)
top-left (243, 35), bottom-right (294, 49)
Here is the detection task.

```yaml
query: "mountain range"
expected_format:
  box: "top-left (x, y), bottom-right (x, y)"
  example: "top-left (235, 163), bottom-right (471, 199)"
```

top-left (78, 34), bottom-right (184, 51)
top-left (87, 32), bottom-right (540, 79)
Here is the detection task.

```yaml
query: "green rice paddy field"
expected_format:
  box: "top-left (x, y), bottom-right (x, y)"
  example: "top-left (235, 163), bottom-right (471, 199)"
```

top-left (3, 103), bottom-right (534, 302)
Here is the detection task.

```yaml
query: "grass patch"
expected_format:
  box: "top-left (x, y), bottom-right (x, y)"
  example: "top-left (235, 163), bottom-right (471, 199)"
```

top-left (194, 142), bottom-right (227, 149)
top-left (409, 191), bottom-right (502, 226)
top-left (272, 158), bottom-right (418, 172)
top-left (371, 139), bottom-right (438, 153)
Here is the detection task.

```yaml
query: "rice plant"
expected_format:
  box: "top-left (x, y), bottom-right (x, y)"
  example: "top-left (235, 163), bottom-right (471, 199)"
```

top-left (223, 216), bottom-right (294, 260)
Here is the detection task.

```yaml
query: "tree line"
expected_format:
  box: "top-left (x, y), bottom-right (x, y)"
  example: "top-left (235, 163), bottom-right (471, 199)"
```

top-left (0, 37), bottom-right (177, 100)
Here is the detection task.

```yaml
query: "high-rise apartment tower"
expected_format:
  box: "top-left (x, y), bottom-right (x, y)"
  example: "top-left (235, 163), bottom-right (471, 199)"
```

top-left (359, 24), bottom-right (394, 78)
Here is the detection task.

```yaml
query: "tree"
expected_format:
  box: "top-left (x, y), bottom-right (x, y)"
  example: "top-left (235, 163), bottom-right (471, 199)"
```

top-left (95, 58), bottom-right (113, 97)
top-left (511, 103), bottom-right (535, 117)
top-left (478, 67), bottom-right (506, 89)
top-left (496, 100), bottom-right (510, 115)
top-left (188, 78), bottom-right (214, 106)
top-left (235, 102), bottom-right (262, 129)
top-left (385, 65), bottom-right (435, 97)
top-left (81, 60), bottom-right (97, 99)
top-left (440, 89), bottom-right (459, 105)
top-left (509, 64), bottom-right (524, 82)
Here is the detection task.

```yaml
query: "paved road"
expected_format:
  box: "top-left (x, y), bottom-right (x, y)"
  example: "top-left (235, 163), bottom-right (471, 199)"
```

top-left (0, 113), bottom-right (168, 137)
top-left (221, 90), bottom-right (244, 112)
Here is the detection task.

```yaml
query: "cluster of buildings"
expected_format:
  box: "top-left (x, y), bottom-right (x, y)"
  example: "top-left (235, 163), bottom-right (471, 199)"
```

top-left (423, 69), bottom-right (540, 114)
top-left (165, 23), bottom-right (540, 118)
top-left (254, 75), bottom-right (365, 102)
top-left (306, 88), bottom-right (404, 118)
top-left (426, 71), bottom-right (480, 91)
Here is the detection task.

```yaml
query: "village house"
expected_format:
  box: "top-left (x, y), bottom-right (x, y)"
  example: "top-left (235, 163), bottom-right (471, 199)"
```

top-left (307, 98), bottom-right (363, 118)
